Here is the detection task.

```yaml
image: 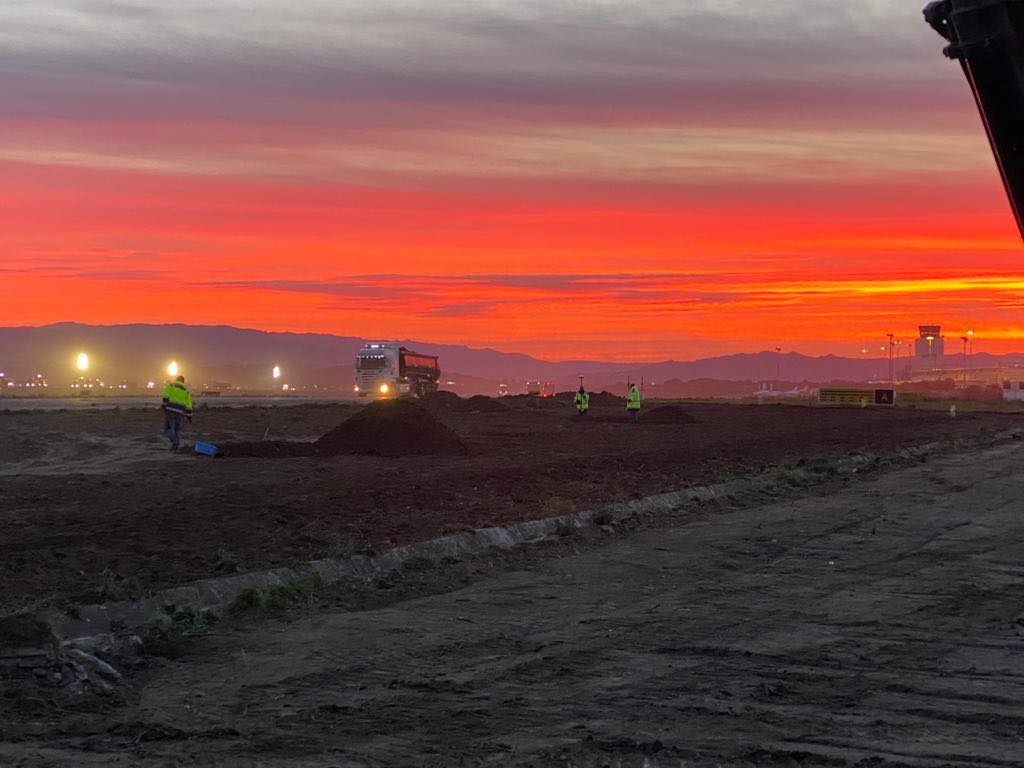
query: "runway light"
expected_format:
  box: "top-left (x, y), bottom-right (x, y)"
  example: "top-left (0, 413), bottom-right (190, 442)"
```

top-left (75, 352), bottom-right (89, 371)
top-left (272, 365), bottom-right (281, 379)
top-left (379, 382), bottom-right (390, 394)
top-left (167, 360), bottom-right (179, 377)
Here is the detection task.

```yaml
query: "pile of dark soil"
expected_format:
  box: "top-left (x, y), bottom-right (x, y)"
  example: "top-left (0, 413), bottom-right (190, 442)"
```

top-left (506, 394), bottom-right (558, 405)
top-left (642, 405), bottom-right (697, 424)
top-left (464, 395), bottom-right (509, 413)
top-left (419, 390), bottom-right (461, 411)
top-left (316, 399), bottom-right (468, 456)
top-left (422, 391), bottom-right (508, 414)
top-left (219, 400), bottom-right (468, 458)
top-left (589, 391), bottom-right (625, 407)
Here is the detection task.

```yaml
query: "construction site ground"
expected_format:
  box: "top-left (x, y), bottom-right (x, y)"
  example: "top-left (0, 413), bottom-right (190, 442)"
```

top-left (2, 408), bottom-right (1024, 766)
top-left (0, 397), bottom-right (1019, 610)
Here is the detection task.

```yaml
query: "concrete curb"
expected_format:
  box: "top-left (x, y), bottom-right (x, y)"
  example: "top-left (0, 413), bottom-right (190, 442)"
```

top-left (46, 430), bottom-right (1021, 653)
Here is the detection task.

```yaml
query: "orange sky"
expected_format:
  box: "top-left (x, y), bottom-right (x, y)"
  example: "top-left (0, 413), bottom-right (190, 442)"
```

top-left (1, 1), bottom-right (1021, 361)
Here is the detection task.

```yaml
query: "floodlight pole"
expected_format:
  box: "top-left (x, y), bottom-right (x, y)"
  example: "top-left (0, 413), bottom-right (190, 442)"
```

top-left (886, 333), bottom-right (895, 387)
top-left (960, 336), bottom-right (969, 382)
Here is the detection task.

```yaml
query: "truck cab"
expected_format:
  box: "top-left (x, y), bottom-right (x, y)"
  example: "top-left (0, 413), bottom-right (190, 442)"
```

top-left (354, 342), bottom-right (440, 398)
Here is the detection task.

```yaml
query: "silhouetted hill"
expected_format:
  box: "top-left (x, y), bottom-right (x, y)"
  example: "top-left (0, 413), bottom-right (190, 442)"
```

top-left (1, 323), bottom-right (1022, 389)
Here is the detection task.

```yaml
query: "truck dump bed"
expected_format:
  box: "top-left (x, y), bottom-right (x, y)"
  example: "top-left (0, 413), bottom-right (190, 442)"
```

top-left (926, 0), bottom-right (1024, 239)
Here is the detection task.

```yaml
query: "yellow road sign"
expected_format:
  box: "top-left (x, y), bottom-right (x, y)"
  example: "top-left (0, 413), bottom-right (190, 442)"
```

top-left (818, 388), bottom-right (895, 407)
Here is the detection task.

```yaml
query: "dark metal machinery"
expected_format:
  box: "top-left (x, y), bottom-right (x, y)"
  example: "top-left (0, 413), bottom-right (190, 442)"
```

top-left (925, 0), bottom-right (1024, 238)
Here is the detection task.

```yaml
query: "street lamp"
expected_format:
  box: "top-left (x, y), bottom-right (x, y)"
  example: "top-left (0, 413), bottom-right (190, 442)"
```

top-left (167, 360), bottom-right (179, 378)
top-left (75, 352), bottom-right (89, 372)
top-left (885, 333), bottom-right (895, 386)
top-left (272, 365), bottom-right (282, 380)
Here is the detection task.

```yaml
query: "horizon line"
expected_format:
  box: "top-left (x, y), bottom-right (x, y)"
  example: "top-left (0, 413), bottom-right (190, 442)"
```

top-left (2, 320), bottom-right (1023, 367)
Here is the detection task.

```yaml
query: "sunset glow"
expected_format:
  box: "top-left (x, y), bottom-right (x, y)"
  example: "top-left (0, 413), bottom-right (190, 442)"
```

top-left (2, 1), bottom-right (1021, 360)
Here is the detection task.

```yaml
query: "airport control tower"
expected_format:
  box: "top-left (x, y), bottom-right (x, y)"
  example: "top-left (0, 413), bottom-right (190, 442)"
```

top-left (914, 325), bottom-right (945, 367)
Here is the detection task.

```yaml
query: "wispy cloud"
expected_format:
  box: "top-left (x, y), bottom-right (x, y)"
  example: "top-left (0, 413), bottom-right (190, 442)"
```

top-left (2, 1), bottom-right (1019, 358)
top-left (197, 271), bottom-right (1024, 320)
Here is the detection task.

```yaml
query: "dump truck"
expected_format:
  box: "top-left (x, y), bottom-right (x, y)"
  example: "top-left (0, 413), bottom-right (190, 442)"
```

top-left (354, 342), bottom-right (440, 398)
top-left (925, 0), bottom-right (1024, 238)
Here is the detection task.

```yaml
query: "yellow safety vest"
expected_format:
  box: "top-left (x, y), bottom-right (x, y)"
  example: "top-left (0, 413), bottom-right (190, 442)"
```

top-left (162, 381), bottom-right (193, 415)
top-left (626, 386), bottom-right (641, 410)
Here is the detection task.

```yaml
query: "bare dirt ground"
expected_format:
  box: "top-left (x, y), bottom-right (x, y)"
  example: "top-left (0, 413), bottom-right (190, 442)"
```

top-left (0, 398), bottom-right (1018, 608)
top-left (3, 437), bottom-right (1024, 766)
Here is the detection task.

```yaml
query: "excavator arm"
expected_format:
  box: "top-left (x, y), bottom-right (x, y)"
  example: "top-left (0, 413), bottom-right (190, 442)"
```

top-left (925, 0), bottom-right (1024, 239)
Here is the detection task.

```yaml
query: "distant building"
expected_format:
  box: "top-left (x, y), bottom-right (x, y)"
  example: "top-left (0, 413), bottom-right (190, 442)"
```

top-left (753, 382), bottom-right (810, 399)
top-left (1003, 380), bottom-right (1024, 401)
top-left (203, 381), bottom-right (233, 395)
top-left (914, 325), bottom-right (945, 368)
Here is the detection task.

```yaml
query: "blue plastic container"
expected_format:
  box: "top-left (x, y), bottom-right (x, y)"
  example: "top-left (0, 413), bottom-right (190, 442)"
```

top-left (194, 440), bottom-right (218, 457)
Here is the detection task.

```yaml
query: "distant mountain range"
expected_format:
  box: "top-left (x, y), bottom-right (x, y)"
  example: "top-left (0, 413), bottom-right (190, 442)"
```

top-left (1, 323), bottom-right (1022, 392)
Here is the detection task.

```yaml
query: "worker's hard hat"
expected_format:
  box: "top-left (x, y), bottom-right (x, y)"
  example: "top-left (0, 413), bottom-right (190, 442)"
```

top-left (176, 375), bottom-right (185, 383)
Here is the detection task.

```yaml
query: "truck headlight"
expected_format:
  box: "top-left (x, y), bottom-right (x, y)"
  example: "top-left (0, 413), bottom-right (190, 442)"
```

top-left (353, 384), bottom-right (360, 392)
top-left (379, 382), bottom-right (390, 394)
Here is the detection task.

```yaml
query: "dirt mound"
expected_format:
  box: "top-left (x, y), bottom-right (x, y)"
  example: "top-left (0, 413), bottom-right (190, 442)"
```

top-left (422, 392), bottom-right (508, 414)
top-left (316, 399), bottom-right (468, 456)
top-left (507, 394), bottom-right (561, 406)
top-left (589, 391), bottom-right (625, 407)
top-left (419, 390), bottom-right (462, 411)
top-left (218, 400), bottom-right (468, 458)
top-left (462, 395), bottom-right (508, 413)
top-left (642, 405), bottom-right (697, 424)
